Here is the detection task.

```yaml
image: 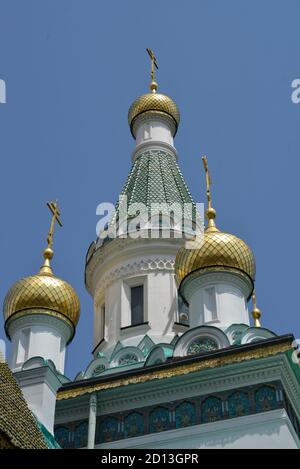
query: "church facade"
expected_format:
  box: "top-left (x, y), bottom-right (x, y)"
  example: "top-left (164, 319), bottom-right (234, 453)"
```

top-left (2, 53), bottom-right (300, 449)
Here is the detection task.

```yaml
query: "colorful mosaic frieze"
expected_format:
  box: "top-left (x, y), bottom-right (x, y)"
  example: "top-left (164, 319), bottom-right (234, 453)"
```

top-left (55, 380), bottom-right (299, 448)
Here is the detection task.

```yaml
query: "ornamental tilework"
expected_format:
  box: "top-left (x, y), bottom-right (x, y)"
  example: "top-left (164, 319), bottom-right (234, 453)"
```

top-left (56, 380), bottom-right (300, 446)
top-left (111, 150), bottom-right (196, 228)
top-left (149, 407), bottom-right (170, 433)
top-left (98, 417), bottom-right (120, 443)
top-left (201, 397), bottom-right (223, 423)
top-left (255, 386), bottom-right (277, 412)
top-left (228, 392), bottom-right (250, 418)
top-left (175, 402), bottom-right (196, 428)
top-left (73, 421), bottom-right (88, 448)
top-left (119, 353), bottom-right (139, 366)
top-left (187, 337), bottom-right (218, 355)
top-left (54, 426), bottom-right (69, 449)
top-left (124, 412), bottom-right (144, 439)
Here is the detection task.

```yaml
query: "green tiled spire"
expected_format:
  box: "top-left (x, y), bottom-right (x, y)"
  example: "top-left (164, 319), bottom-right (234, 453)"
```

top-left (113, 149), bottom-right (196, 225)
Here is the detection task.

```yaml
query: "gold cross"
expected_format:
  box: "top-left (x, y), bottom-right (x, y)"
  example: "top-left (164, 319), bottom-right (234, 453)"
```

top-left (146, 48), bottom-right (158, 82)
top-left (46, 201), bottom-right (62, 249)
top-left (202, 156), bottom-right (212, 209)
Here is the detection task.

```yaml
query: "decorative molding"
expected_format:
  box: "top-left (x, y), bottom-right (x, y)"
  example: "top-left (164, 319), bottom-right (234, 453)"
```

top-left (96, 409), bottom-right (299, 449)
top-left (173, 326), bottom-right (230, 357)
top-left (241, 327), bottom-right (277, 344)
top-left (7, 312), bottom-right (73, 343)
top-left (86, 235), bottom-right (183, 295)
top-left (182, 270), bottom-right (252, 303)
top-left (57, 341), bottom-right (292, 401)
top-left (94, 257), bottom-right (176, 307)
top-left (132, 141), bottom-right (177, 163)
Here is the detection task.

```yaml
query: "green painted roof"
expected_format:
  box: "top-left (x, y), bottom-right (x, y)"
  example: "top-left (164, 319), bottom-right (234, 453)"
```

top-left (111, 149), bottom-right (196, 226)
top-left (35, 419), bottom-right (61, 449)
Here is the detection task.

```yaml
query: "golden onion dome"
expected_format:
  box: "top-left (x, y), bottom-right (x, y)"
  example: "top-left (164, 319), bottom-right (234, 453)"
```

top-left (175, 207), bottom-right (256, 299)
top-left (128, 81), bottom-right (180, 138)
top-left (3, 247), bottom-right (80, 339)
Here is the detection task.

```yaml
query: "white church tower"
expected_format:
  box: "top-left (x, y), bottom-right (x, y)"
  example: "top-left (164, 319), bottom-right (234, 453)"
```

top-left (85, 49), bottom-right (197, 363)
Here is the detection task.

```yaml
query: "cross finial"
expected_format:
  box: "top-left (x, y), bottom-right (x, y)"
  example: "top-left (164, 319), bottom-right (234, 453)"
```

top-left (46, 201), bottom-right (62, 250)
top-left (146, 48), bottom-right (158, 92)
top-left (202, 156), bottom-right (217, 231)
top-left (39, 201), bottom-right (63, 275)
top-left (202, 156), bottom-right (212, 210)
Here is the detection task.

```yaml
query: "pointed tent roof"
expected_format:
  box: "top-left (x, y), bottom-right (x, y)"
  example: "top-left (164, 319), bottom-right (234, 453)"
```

top-left (110, 149), bottom-right (197, 228)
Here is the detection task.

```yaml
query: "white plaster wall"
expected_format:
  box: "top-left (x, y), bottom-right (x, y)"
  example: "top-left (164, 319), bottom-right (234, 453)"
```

top-left (185, 272), bottom-right (251, 330)
top-left (21, 380), bottom-right (57, 433)
top-left (28, 326), bottom-right (65, 370)
top-left (97, 410), bottom-right (299, 449)
top-left (8, 314), bottom-right (71, 373)
top-left (135, 119), bottom-right (174, 147)
top-left (90, 238), bottom-right (183, 356)
top-left (95, 269), bottom-right (178, 355)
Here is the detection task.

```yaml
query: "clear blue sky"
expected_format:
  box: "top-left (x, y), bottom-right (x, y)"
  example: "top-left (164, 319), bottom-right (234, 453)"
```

top-left (0, 0), bottom-right (299, 378)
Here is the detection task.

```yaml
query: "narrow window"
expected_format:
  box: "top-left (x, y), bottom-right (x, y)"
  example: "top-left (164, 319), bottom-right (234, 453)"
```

top-left (204, 287), bottom-right (217, 322)
top-left (131, 285), bottom-right (144, 325)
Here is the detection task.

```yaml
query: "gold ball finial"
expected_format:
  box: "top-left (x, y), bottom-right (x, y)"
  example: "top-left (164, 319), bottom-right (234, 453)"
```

top-left (149, 80), bottom-right (158, 93)
top-left (43, 247), bottom-right (54, 260)
top-left (206, 207), bottom-right (216, 220)
top-left (251, 291), bottom-right (262, 327)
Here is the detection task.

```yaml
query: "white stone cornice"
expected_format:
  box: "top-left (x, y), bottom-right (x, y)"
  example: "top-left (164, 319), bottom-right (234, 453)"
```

top-left (132, 141), bottom-right (177, 162)
top-left (182, 271), bottom-right (251, 302)
top-left (94, 256), bottom-right (176, 307)
top-left (86, 235), bottom-right (183, 296)
top-left (7, 312), bottom-right (73, 343)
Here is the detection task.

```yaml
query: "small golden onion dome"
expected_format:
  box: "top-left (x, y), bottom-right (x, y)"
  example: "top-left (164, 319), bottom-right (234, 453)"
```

top-left (128, 83), bottom-right (180, 138)
top-left (175, 210), bottom-right (256, 298)
top-left (3, 248), bottom-right (80, 339)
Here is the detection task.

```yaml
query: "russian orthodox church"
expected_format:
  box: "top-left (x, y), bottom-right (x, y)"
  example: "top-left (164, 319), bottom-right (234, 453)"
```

top-left (2, 52), bottom-right (300, 449)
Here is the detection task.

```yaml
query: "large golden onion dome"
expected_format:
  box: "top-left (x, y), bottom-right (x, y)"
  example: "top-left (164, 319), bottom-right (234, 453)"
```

top-left (175, 216), bottom-right (256, 287)
top-left (175, 157), bottom-right (256, 299)
top-left (3, 247), bottom-right (80, 339)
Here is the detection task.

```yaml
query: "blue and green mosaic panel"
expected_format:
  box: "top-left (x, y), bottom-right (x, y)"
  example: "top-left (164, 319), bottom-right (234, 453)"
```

top-left (59, 381), bottom-right (294, 445)
top-left (124, 412), bottom-right (144, 438)
top-left (149, 407), bottom-right (171, 433)
top-left (228, 391), bottom-right (250, 418)
top-left (54, 426), bottom-right (69, 449)
top-left (175, 401), bottom-right (196, 428)
top-left (74, 421), bottom-right (88, 448)
top-left (201, 396), bottom-right (223, 423)
top-left (98, 417), bottom-right (120, 443)
top-left (255, 386), bottom-right (277, 412)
